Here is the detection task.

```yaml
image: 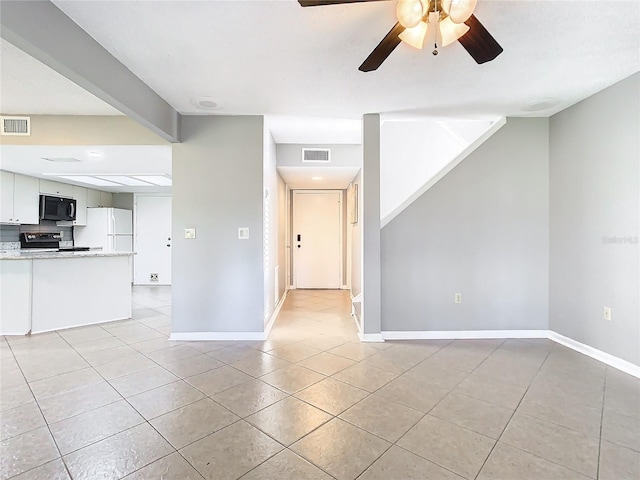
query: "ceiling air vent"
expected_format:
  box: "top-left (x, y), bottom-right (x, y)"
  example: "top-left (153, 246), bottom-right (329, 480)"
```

top-left (302, 148), bottom-right (330, 163)
top-left (1, 116), bottom-right (30, 136)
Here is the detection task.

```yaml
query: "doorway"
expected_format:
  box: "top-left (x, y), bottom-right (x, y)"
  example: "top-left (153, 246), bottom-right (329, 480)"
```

top-left (134, 194), bottom-right (172, 285)
top-left (292, 190), bottom-right (342, 289)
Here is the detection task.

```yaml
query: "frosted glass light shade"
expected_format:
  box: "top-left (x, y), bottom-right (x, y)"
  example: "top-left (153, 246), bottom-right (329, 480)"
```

top-left (445, 0), bottom-right (477, 24)
top-left (397, 0), bottom-right (428, 29)
top-left (439, 16), bottom-right (470, 46)
top-left (399, 21), bottom-right (429, 49)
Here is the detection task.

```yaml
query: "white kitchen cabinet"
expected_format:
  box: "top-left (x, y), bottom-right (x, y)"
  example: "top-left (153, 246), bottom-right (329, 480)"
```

top-left (40, 179), bottom-right (74, 197)
top-left (13, 174), bottom-right (39, 224)
top-left (0, 171), bottom-right (39, 224)
top-left (72, 186), bottom-right (88, 226)
top-left (87, 189), bottom-right (101, 208)
top-left (0, 171), bottom-right (13, 223)
top-left (1, 253), bottom-right (134, 335)
top-left (99, 191), bottom-right (113, 207)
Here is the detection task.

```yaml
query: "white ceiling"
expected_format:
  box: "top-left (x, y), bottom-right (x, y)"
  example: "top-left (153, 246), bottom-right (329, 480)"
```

top-left (0, 39), bottom-right (121, 116)
top-left (267, 116), bottom-right (362, 144)
top-left (0, 145), bottom-right (172, 193)
top-left (1, 1), bottom-right (638, 192)
top-left (47, 0), bottom-right (639, 120)
top-left (278, 166), bottom-right (360, 189)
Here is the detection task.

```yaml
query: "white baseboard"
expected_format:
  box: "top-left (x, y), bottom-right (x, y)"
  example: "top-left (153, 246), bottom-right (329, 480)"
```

top-left (359, 331), bottom-right (385, 343)
top-left (264, 290), bottom-right (288, 338)
top-left (382, 330), bottom-right (549, 340)
top-left (341, 285), bottom-right (349, 290)
top-left (548, 331), bottom-right (640, 379)
top-left (379, 329), bottom-right (639, 379)
top-left (170, 331), bottom-right (266, 341)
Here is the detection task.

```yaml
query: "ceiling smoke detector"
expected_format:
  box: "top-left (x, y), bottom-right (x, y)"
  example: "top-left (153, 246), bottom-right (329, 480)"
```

top-left (522, 98), bottom-right (560, 112)
top-left (193, 96), bottom-right (221, 110)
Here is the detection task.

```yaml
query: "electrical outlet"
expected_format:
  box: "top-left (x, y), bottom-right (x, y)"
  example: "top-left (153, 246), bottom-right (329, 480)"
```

top-left (603, 306), bottom-right (611, 321)
top-left (184, 228), bottom-right (196, 239)
top-left (454, 293), bottom-right (462, 304)
top-left (238, 227), bottom-right (250, 240)
top-left (150, 273), bottom-right (159, 283)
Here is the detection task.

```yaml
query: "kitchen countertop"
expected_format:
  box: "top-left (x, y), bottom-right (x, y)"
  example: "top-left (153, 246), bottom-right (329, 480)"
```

top-left (0, 250), bottom-right (136, 260)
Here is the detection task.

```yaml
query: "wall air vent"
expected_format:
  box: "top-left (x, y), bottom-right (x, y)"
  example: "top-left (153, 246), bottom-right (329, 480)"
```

top-left (1, 116), bottom-right (30, 136)
top-left (302, 148), bottom-right (330, 163)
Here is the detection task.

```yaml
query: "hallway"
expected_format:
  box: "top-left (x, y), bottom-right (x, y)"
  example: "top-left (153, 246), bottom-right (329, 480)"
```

top-left (269, 289), bottom-right (359, 345)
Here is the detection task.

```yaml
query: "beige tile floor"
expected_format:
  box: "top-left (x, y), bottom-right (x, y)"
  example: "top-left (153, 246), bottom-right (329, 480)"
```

top-left (1, 286), bottom-right (639, 479)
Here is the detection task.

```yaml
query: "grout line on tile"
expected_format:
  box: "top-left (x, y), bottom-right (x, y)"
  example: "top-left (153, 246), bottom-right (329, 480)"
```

top-left (5, 336), bottom-right (71, 478)
top-left (596, 367), bottom-right (608, 479)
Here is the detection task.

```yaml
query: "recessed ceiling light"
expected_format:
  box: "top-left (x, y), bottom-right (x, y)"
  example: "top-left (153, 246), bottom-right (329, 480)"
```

top-left (132, 175), bottom-right (172, 186)
top-left (41, 157), bottom-right (81, 162)
top-left (87, 151), bottom-right (103, 159)
top-left (193, 96), bottom-right (222, 110)
top-left (95, 176), bottom-right (153, 186)
top-left (522, 98), bottom-right (560, 112)
top-left (56, 175), bottom-right (121, 187)
top-left (312, 176), bottom-right (323, 180)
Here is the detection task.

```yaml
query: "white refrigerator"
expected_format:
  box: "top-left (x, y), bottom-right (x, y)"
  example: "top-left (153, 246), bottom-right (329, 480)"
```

top-left (75, 208), bottom-right (133, 252)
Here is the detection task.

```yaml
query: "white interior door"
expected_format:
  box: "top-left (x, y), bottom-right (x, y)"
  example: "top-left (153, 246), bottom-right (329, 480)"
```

top-left (135, 195), bottom-right (172, 285)
top-left (293, 191), bottom-right (341, 289)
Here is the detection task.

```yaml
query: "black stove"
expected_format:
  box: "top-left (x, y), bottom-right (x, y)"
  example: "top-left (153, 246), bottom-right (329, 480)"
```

top-left (20, 232), bottom-right (90, 252)
top-left (20, 232), bottom-right (62, 250)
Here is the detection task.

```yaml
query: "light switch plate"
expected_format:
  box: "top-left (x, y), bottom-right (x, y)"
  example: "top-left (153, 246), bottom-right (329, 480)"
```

top-left (238, 227), bottom-right (250, 240)
top-left (185, 228), bottom-right (196, 239)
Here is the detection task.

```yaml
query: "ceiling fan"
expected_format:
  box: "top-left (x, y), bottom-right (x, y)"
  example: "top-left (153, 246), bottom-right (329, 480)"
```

top-left (298, 0), bottom-right (503, 72)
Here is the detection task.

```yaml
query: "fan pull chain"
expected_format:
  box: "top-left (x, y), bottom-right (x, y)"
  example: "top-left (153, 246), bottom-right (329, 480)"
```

top-left (432, 0), bottom-right (439, 55)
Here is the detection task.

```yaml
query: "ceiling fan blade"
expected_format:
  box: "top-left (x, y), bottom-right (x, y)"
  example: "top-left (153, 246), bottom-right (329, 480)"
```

top-left (298, 0), bottom-right (389, 6)
top-left (458, 15), bottom-right (503, 64)
top-left (359, 22), bottom-right (405, 72)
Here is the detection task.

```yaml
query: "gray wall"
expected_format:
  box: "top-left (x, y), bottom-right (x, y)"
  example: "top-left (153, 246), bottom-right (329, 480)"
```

top-left (381, 118), bottom-right (550, 332)
top-left (263, 127), bottom-right (279, 323)
top-left (362, 114), bottom-right (382, 335)
top-left (276, 144), bottom-right (362, 167)
top-left (350, 169), bottom-right (363, 327)
top-left (350, 170), bottom-right (362, 299)
top-left (549, 73), bottom-right (640, 365)
top-left (277, 174), bottom-right (287, 300)
top-left (112, 193), bottom-right (134, 211)
top-left (172, 116), bottom-right (264, 333)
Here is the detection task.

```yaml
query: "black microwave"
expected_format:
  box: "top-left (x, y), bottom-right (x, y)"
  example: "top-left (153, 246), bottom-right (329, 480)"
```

top-left (39, 195), bottom-right (77, 221)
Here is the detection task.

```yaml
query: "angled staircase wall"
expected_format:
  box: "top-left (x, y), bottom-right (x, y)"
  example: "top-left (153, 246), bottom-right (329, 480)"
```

top-left (380, 117), bottom-right (506, 227)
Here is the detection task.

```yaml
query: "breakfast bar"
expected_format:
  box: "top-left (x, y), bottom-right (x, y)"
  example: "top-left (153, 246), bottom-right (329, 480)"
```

top-left (0, 250), bottom-right (134, 335)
